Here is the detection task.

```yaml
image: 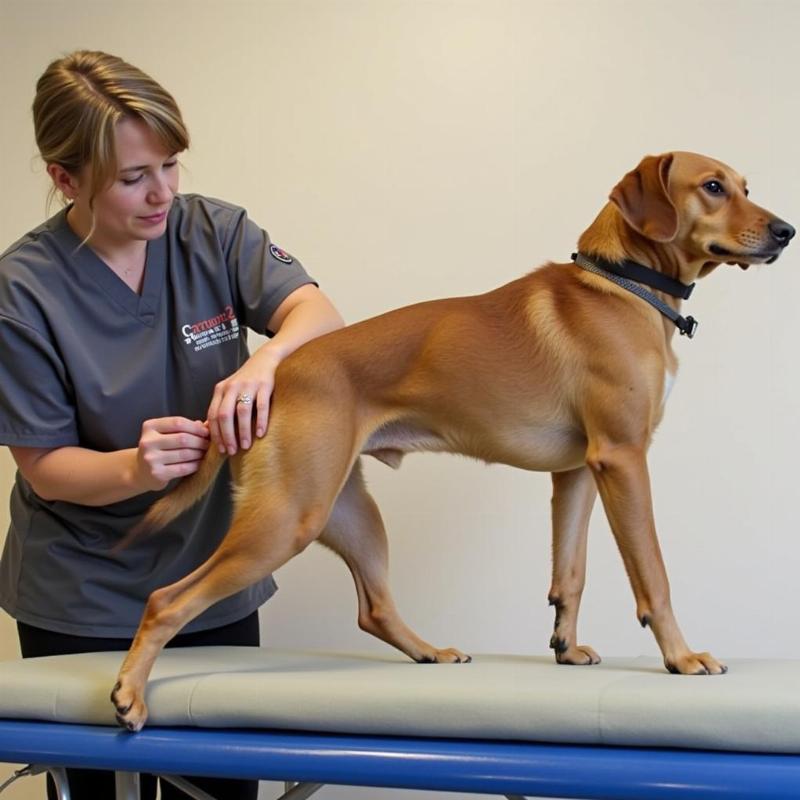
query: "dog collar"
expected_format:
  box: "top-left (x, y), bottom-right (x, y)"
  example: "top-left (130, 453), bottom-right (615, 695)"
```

top-left (574, 252), bottom-right (695, 299)
top-left (571, 252), bottom-right (699, 338)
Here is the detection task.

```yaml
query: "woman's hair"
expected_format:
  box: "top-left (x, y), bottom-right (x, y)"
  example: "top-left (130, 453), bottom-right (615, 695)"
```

top-left (33, 50), bottom-right (190, 208)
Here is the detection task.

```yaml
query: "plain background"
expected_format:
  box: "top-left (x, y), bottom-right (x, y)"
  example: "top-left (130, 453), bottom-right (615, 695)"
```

top-left (1, 1), bottom-right (798, 798)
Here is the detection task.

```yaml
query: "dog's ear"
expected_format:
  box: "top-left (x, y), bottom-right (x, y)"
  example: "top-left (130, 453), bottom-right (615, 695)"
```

top-left (609, 153), bottom-right (678, 242)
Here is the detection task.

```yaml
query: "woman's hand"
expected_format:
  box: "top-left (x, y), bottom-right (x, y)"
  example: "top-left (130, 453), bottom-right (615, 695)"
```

top-left (206, 284), bottom-right (345, 456)
top-left (135, 417), bottom-right (211, 491)
top-left (206, 346), bottom-right (281, 455)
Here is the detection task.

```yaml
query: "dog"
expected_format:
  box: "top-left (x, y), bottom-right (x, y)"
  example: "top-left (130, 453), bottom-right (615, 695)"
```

top-left (112, 151), bottom-right (794, 731)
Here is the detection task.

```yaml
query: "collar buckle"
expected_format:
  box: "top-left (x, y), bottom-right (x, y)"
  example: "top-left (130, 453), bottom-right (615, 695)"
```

top-left (680, 316), bottom-right (699, 338)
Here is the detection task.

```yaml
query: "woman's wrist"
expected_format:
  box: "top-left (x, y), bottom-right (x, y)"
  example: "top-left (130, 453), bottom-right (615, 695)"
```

top-left (252, 341), bottom-right (286, 368)
top-left (124, 447), bottom-right (157, 496)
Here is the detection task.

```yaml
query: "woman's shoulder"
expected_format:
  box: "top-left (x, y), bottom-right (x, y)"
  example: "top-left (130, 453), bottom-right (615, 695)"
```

top-left (0, 210), bottom-right (66, 290)
top-left (169, 194), bottom-right (256, 252)
top-left (0, 210), bottom-right (71, 315)
top-left (1, 209), bottom-right (68, 270)
top-left (171, 193), bottom-right (246, 226)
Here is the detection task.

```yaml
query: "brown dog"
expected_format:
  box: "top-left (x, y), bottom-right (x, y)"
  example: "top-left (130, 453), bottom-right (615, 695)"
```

top-left (112, 152), bottom-right (793, 731)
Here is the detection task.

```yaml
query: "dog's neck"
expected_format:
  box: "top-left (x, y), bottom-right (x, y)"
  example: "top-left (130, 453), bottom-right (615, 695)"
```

top-left (576, 204), bottom-right (704, 344)
top-left (577, 204), bottom-right (705, 286)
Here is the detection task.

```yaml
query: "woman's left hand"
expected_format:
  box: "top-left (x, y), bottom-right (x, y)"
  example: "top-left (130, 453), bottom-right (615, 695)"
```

top-left (206, 284), bottom-right (345, 456)
top-left (206, 345), bottom-right (281, 454)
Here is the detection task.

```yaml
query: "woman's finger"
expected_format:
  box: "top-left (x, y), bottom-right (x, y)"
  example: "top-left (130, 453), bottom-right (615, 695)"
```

top-left (206, 389), bottom-right (226, 453)
top-left (158, 432), bottom-right (211, 452)
top-left (235, 386), bottom-right (256, 450)
top-left (158, 448), bottom-right (209, 466)
top-left (254, 386), bottom-right (271, 439)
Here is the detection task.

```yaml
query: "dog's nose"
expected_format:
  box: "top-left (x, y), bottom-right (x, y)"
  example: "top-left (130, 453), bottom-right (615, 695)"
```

top-left (768, 219), bottom-right (796, 246)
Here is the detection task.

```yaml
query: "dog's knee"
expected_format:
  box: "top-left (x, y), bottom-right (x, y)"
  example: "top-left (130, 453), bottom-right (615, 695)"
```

top-left (291, 508), bottom-right (328, 554)
top-left (586, 444), bottom-right (616, 474)
top-left (586, 440), bottom-right (646, 476)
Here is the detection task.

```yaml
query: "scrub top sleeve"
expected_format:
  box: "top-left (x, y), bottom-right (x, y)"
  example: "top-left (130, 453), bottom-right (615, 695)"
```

top-left (222, 208), bottom-right (317, 335)
top-left (0, 314), bottom-right (79, 448)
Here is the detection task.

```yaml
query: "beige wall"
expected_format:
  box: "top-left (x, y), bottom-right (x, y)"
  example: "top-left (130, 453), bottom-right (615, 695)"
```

top-left (2, 1), bottom-right (799, 798)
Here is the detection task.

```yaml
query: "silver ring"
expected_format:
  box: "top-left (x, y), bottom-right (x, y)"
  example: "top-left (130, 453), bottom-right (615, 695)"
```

top-left (236, 393), bottom-right (253, 405)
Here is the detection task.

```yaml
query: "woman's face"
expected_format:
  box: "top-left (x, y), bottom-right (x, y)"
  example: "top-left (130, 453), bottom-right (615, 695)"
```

top-left (70, 116), bottom-right (180, 247)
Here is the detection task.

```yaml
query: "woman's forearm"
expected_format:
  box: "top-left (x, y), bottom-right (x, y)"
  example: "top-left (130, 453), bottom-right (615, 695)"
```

top-left (11, 445), bottom-right (143, 506)
top-left (11, 417), bottom-right (211, 506)
top-left (263, 284), bottom-right (345, 361)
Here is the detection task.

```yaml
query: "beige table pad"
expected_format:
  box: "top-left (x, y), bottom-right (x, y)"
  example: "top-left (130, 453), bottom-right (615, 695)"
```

top-left (0, 648), bottom-right (797, 754)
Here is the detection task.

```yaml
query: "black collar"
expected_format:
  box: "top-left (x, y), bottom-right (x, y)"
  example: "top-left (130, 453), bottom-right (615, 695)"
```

top-left (571, 252), bottom-right (699, 338)
top-left (571, 253), bottom-right (695, 300)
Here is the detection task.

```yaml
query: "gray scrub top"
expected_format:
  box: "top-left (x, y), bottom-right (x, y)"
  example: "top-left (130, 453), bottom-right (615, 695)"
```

top-left (0, 194), bottom-right (315, 636)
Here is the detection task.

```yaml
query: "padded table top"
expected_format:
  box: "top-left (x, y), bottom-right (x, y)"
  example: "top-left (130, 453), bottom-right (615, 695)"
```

top-left (0, 648), bottom-right (797, 754)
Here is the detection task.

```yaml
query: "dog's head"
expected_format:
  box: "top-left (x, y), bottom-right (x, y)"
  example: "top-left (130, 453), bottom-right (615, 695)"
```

top-left (609, 151), bottom-right (794, 278)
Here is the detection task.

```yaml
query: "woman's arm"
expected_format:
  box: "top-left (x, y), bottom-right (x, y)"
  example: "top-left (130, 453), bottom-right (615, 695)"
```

top-left (10, 416), bottom-right (210, 506)
top-left (10, 285), bottom-right (343, 502)
top-left (207, 284), bottom-right (344, 454)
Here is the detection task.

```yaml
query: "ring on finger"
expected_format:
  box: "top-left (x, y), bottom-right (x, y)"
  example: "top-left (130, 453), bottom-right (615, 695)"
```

top-left (236, 392), bottom-right (253, 405)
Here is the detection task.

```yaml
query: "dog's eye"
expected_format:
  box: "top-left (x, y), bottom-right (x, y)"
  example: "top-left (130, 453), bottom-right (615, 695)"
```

top-left (703, 180), bottom-right (725, 195)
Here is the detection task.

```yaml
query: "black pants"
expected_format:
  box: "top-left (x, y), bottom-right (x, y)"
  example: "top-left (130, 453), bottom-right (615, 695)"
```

top-left (18, 613), bottom-right (261, 800)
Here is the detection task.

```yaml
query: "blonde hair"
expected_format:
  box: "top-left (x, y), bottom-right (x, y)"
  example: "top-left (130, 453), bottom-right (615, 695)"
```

top-left (33, 50), bottom-right (190, 209)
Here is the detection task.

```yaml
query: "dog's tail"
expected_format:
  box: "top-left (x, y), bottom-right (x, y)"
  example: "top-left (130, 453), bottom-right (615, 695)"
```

top-left (143, 445), bottom-right (227, 531)
top-left (116, 447), bottom-right (227, 551)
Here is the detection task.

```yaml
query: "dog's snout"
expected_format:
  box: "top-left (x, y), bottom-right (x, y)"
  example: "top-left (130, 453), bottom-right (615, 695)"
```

top-left (768, 219), bottom-right (795, 246)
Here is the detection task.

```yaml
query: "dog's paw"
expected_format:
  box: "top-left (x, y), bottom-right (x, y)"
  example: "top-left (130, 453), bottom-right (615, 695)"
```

top-left (417, 647), bottom-right (472, 664)
top-left (110, 679), bottom-right (148, 732)
top-left (554, 643), bottom-right (601, 666)
top-left (665, 651), bottom-right (728, 676)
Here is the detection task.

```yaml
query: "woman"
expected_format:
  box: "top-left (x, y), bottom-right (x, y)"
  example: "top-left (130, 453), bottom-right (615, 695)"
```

top-left (0, 50), bottom-right (343, 799)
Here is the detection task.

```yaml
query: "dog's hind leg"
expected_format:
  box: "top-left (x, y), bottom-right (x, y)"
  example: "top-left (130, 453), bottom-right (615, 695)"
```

top-left (319, 459), bottom-right (470, 664)
top-left (112, 492), bottom-right (337, 731)
top-left (548, 466), bottom-right (601, 666)
top-left (113, 415), bottom-right (360, 730)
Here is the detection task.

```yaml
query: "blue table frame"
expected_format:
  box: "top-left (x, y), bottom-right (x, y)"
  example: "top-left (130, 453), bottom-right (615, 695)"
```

top-left (1, 719), bottom-right (799, 799)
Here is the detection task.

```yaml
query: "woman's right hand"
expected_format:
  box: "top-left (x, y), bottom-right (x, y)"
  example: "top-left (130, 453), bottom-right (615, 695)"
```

top-left (9, 420), bottom-right (210, 507)
top-left (135, 417), bottom-right (210, 491)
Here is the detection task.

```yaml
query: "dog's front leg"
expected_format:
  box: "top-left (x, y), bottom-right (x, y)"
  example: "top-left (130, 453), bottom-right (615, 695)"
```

top-left (548, 466), bottom-right (601, 665)
top-left (586, 441), bottom-right (727, 675)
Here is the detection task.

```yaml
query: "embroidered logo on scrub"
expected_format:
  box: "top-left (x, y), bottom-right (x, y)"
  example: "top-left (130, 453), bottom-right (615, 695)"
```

top-left (270, 244), bottom-right (294, 264)
top-left (181, 305), bottom-right (240, 352)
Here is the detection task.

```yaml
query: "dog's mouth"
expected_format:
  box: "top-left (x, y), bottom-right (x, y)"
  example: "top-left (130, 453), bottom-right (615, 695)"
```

top-left (708, 242), bottom-right (783, 269)
top-left (708, 243), bottom-right (732, 257)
